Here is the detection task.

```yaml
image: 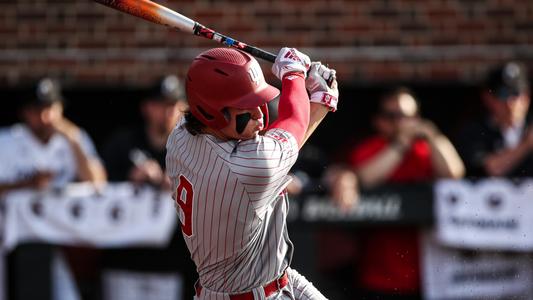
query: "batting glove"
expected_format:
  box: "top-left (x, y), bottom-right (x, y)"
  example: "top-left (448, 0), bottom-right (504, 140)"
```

top-left (272, 47), bottom-right (311, 80)
top-left (306, 62), bottom-right (339, 112)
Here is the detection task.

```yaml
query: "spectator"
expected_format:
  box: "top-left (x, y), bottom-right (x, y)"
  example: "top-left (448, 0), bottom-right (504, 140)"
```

top-left (339, 87), bottom-right (464, 299)
top-left (0, 78), bottom-right (107, 300)
top-left (0, 78), bottom-right (106, 193)
top-left (456, 62), bottom-right (533, 177)
top-left (322, 164), bottom-right (359, 212)
top-left (101, 75), bottom-right (195, 300)
top-left (102, 75), bottom-right (188, 189)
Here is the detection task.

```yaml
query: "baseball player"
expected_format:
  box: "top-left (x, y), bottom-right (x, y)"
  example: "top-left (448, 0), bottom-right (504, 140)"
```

top-left (166, 47), bottom-right (338, 299)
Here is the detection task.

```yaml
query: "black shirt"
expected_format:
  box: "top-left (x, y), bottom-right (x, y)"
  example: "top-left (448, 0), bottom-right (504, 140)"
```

top-left (102, 127), bottom-right (167, 181)
top-left (456, 118), bottom-right (533, 178)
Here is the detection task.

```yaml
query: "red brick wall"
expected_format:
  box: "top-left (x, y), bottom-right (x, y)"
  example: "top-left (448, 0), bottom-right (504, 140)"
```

top-left (1, 0), bottom-right (532, 86)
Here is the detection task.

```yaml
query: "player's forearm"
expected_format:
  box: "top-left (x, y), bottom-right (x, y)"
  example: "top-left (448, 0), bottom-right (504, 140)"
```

top-left (269, 74), bottom-right (310, 146)
top-left (301, 103), bottom-right (329, 147)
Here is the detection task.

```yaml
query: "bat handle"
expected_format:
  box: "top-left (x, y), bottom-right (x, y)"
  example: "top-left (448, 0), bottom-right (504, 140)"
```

top-left (242, 45), bottom-right (276, 63)
top-left (193, 23), bottom-right (276, 63)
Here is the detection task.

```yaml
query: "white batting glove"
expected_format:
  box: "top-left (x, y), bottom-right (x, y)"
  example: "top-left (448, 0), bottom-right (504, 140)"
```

top-left (271, 47), bottom-right (311, 80)
top-left (306, 62), bottom-right (339, 111)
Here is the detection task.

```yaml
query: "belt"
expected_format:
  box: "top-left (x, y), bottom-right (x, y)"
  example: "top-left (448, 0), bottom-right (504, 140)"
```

top-left (195, 271), bottom-right (289, 300)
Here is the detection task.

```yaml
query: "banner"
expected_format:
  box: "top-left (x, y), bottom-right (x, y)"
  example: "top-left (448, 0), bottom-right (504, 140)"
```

top-left (421, 232), bottom-right (533, 300)
top-left (434, 179), bottom-right (533, 250)
top-left (2, 183), bottom-right (177, 250)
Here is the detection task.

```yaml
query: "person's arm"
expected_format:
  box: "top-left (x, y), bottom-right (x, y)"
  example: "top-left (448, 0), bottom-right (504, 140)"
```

top-left (269, 48), bottom-right (312, 147)
top-left (269, 74), bottom-right (310, 147)
top-left (356, 142), bottom-right (406, 188)
top-left (54, 118), bottom-right (107, 184)
top-left (301, 63), bottom-right (339, 145)
top-left (356, 118), bottom-right (420, 187)
top-left (483, 133), bottom-right (533, 176)
top-left (0, 171), bottom-right (53, 195)
top-left (418, 120), bottom-right (465, 179)
top-left (301, 103), bottom-right (329, 146)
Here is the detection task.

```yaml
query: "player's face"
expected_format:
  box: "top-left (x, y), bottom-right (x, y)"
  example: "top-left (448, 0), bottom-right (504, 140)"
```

top-left (219, 106), bottom-right (264, 140)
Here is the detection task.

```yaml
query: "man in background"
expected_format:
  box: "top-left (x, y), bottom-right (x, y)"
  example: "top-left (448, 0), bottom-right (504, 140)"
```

top-left (0, 78), bottom-right (106, 300)
top-left (101, 75), bottom-right (195, 300)
top-left (457, 62), bottom-right (533, 177)
top-left (103, 75), bottom-right (188, 188)
top-left (330, 87), bottom-right (464, 299)
top-left (0, 78), bottom-right (106, 193)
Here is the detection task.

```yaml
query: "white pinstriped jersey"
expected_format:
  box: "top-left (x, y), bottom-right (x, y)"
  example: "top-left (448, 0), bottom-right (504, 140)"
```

top-left (166, 119), bottom-right (299, 294)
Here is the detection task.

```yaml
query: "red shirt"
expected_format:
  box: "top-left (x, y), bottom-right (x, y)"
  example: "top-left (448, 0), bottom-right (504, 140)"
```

top-left (349, 136), bottom-right (433, 294)
top-left (349, 136), bottom-right (433, 183)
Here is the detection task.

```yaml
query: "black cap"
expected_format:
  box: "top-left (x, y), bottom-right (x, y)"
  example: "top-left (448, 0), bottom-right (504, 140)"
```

top-left (485, 62), bottom-right (529, 101)
top-left (22, 78), bottom-right (64, 107)
top-left (144, 75), bottom-right (186, 103)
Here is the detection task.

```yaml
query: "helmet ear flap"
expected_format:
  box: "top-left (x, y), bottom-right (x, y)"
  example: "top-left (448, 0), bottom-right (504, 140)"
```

top-left (190, 102), bottom-right (230, 130)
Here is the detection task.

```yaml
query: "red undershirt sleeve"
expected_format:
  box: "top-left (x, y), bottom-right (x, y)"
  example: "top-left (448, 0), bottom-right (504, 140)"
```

top-left (268, 73), bottom-right (310, 147)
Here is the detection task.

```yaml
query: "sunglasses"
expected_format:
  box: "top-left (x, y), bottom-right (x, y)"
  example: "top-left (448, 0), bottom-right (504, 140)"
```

top-left (380, 111), bottom-right (410, 120)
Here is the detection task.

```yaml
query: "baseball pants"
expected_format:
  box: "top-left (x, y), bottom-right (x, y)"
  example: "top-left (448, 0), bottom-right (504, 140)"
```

top-left (194, 267), bottom-right (327, 300)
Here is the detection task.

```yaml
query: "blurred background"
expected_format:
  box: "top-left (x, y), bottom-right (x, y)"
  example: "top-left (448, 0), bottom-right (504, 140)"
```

top-left (1, 0), bottom-right (533, 300)
top-left (1, 0), bottom-right (532, 146)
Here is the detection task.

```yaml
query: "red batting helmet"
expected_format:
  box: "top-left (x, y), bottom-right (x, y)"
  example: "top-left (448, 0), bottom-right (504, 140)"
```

top-left (186, 48), bottom-right (280, 130)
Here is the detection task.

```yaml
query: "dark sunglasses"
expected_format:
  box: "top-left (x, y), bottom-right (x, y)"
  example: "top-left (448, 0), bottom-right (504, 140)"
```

top-left (380, 111), bottom-right (409, 120)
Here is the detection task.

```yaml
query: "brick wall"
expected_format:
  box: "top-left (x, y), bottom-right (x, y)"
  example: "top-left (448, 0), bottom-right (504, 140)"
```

top-left (1, 0), bottom-right (533, 86)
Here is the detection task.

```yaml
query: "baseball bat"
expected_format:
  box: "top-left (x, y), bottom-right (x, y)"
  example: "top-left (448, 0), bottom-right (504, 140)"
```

top-left (93, 0), bottom-right (277, 63)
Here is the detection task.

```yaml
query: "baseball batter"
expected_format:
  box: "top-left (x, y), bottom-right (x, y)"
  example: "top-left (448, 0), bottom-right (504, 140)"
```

top-left (166, 47), bottom-right (338, 299)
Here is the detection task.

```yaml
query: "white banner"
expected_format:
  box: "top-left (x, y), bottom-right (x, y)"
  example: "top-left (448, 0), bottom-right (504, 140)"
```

top-left (421, 232), bottom-right (533, 300)
top-left (102, 270), bottom-right (183, 300)
top-left (434, 179), bottom-right (533, 251)
top-left (1, 183), bottom-right (177, 250)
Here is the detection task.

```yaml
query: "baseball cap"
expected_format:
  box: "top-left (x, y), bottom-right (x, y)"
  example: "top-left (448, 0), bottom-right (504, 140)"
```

top-left (22, 77), bottom-right (64, 107)
top-left (485, 62), bottom-right (529, 101)
top-left (144, 75), bottom-right (186, 103)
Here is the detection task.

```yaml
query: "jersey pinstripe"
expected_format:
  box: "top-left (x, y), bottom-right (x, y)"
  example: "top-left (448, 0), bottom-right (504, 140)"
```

top-left (166, 119), bottom-right (299, 294)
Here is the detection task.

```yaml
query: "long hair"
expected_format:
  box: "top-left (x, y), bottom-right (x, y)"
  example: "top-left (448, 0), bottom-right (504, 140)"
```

top-left (183, 111), bottom-right (206, 136)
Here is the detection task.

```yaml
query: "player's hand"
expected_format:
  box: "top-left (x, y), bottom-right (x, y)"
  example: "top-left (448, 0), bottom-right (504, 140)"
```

top-left (306, 62), bottom-right (339, 111)
top-left (271, 47), bottom-right (311, 80)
